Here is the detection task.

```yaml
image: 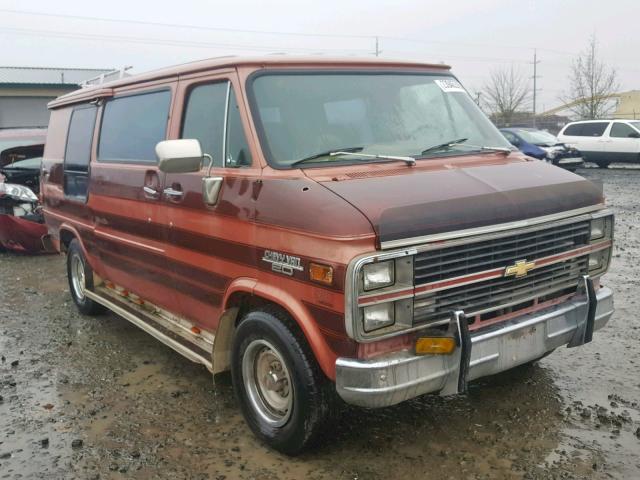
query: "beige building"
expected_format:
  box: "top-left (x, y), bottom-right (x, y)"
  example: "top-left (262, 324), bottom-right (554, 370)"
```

top-left (0, 66), bottom-right (118, 129)
top-left (614, 90), bottom-right (640, 120)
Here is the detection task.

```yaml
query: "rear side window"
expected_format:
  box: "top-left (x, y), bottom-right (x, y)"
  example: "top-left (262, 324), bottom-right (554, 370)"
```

top-left (98, 90), bottom-right (171, 163)
top-left (65, 106), bottom-right (97, 170)
top-left (64, 105), bottom-right (97, 199)
top-left (563, 122), bottom-right (609, 137)
top-left (610, 122), bottom-right (637, 138)
top-left (580, 122), bottom-right (608, 137)
top-left (562, 124), bottom-right (583, 136)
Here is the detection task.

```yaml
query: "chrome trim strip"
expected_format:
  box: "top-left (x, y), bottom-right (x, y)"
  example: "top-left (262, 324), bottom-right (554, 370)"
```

top-left (357, 239), bottom-right (609, 317)
top-left (222, 81), bottom-right (230, 168)
top-left (94, 229), bottom-right (165, 254)
top-left (85, 289), bottom-right (213, 371)
top-left (381, 204), bottom-right (604, 250)
top-left (44, 209), bottom-right (94, 231)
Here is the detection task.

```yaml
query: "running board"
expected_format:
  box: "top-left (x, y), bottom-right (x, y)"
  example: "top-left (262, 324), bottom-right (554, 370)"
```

top-left (84, 288), bottom-right (213, 371)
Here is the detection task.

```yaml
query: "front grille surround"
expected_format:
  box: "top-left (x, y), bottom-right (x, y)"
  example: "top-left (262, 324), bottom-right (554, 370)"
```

top-left (344, 207), bottom-right (613, 343)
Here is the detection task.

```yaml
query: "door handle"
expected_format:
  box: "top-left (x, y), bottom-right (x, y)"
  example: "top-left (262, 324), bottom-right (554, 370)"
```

top-left (163, 187), bottom-right (184, 199)
top-left (143, 186), bottom-right (159, 198)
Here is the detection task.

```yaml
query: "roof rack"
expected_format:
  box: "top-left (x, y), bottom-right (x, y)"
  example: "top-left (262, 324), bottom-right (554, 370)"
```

top-left (80, 66), bottom-right (133, 87)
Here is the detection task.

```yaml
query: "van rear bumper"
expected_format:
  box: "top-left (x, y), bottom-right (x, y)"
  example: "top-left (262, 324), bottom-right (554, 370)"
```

top-left (335, 285), bottom-right (614, 408)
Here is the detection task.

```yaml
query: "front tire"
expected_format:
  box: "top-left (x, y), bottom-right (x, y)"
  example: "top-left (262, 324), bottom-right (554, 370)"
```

top-left (66, 239), bottom-right (104, 315)
top-left (596, 160), bottom-right (610, 169)
top-left (231, 308), bottom-right (335, 455)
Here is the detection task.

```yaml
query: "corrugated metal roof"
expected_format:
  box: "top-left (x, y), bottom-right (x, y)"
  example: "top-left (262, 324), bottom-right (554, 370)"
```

top-left (0, 66), bottom-right (115, 85)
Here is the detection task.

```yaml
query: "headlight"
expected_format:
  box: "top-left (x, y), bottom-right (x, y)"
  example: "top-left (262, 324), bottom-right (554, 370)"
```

top-left (0, 183), bottom-right (38, 203)
top-left (546, 150), bottom-right (558, 160)
top-left (363, 260), bottom-right (395, 291)
top-left (588, 249), bottom-right (609, 274)
top-left (590, 217), bottom-right (606, 240)
top-left (362, 303), bottom-right (395, 332)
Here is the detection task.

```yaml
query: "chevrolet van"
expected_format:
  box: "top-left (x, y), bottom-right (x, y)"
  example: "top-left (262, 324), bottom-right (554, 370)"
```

top-left (42, 57), bottom-right (614, 454)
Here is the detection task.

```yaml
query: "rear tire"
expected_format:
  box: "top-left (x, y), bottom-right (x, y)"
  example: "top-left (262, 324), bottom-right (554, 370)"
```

top-left (66, 239), bottom-right (105, 316)
top-left (596, 160), bottom-right (610, 169)
top-left (231, 307), bottom-right (336, 455)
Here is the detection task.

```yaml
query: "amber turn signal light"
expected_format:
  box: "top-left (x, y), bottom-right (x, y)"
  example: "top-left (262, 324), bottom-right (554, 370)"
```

top-left (415, 337), bottom-right (456, 355)
top-left (309, 262), bottom-right (333, 285)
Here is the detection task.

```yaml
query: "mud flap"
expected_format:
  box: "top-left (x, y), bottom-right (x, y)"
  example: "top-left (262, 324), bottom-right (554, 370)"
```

top-left (568, 275), bottom-right (597, 348)
top-left (440, 310), bottom-right (472, 396)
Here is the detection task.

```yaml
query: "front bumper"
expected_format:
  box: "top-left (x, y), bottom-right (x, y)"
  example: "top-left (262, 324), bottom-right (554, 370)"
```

top-left (336, 284), bottom-right (614, 408)
top-left (555, 156), bottom-right (584, 168)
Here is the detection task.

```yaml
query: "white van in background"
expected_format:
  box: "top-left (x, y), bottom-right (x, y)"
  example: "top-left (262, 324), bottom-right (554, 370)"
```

top-left (557, 120), bottom-right (640, 168)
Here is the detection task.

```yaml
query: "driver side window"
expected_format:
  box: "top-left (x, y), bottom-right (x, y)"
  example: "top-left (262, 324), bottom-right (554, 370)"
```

top-left (181, 81), bottom-right (252, 168)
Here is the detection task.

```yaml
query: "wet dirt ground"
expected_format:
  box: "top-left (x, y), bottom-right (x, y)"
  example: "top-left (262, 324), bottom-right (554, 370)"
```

top-left (1, 167), bottom-right (639, 479)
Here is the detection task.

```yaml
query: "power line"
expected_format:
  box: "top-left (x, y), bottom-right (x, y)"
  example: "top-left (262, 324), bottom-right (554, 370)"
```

top-left (0, 8), bottom-right (374, 40)
top-left (0, 7), bottom-right (592, 58)
top-left (0, 26), bottom-right (373, 54)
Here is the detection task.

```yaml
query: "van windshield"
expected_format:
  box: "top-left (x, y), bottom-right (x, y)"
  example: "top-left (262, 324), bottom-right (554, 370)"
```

top-left (249, 72), bottom-right (511, 168)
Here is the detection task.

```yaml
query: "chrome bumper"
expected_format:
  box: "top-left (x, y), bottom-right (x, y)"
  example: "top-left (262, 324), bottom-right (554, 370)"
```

top-left (335, 285), bottom-right (614, 408)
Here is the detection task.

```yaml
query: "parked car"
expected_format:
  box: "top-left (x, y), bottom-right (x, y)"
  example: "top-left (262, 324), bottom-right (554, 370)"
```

top-left (42, 57), bottom-right (614, 454)
top-left (500, 127), bottom-right (584, 171)
top-left (0, 129), bottom-right (48, 253)
top-left (557, 119), bottom-right (640, 168)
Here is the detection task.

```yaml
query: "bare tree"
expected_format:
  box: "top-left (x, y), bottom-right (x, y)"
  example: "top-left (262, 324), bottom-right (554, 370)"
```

top-left (561, 35), bottom-right (619, 119)
top-left (482, 65), bottom-right (530, 126)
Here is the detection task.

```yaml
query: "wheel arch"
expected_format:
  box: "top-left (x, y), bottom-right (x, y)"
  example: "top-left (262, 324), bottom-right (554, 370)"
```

top-left (213, 279), bottom-right (338, 381)
top-left (57, 224), bottom-right (100, 273)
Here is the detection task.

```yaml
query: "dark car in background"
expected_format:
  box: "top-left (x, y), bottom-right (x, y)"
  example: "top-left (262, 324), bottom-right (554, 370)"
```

top-left (501, 127), bottom-right (584, 171)
top-left (0, 128), bottom-right (48, 253)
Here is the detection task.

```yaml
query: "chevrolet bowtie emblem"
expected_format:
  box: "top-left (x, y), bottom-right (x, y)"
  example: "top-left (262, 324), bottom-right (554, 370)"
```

top-left (504, 259), bottom-right (536, 278)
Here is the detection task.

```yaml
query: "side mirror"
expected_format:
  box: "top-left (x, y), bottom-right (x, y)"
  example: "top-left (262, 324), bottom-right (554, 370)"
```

top-left (156, 139), bottom-right (223, 206)
top-left (156, 139), bottom-right (204, 173)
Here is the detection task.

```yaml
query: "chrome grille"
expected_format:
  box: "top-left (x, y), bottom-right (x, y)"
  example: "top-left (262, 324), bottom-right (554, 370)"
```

top-left (414, 256), bottom-right (589, 325)
top-left (414, 220), bottom-right (590, 285)
top-left (412, 220), bottom-right (591, 327)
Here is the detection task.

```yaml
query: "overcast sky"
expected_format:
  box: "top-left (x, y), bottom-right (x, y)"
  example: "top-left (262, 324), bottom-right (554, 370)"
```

top-left (1, 0), bottom-right (638, 113)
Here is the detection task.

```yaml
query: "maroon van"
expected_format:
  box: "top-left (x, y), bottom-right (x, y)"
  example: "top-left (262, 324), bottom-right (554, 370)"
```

top-left (41, 57), bottom-right (614, 453)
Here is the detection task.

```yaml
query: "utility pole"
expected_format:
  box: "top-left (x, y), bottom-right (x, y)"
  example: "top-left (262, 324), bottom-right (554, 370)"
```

top-left (375, 36), bottom-right (381, 57)
top-left (531, 49), bottom-right (541, 127)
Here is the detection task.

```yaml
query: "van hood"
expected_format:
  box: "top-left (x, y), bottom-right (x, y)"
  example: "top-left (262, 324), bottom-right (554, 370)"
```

top-left (316, 160), bottom-right (603, 245)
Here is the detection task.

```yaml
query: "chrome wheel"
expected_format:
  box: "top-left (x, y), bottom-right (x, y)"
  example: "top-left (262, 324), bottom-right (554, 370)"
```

top-left (242, 339), bottom-right (293, 427)
top-left (70, 252), bottom-right (86, 300)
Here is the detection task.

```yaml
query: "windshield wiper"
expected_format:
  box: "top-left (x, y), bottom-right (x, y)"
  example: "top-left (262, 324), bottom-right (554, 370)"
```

top-left (420, 138), bottom-right (469, 156)
top-left (291, 147), bottom-right (416, 167)
top-left (421, 138), bottom-right (512, 157)
top-left (330, 151), bottom-right (416, 166)
top-left (463, 144), bottom-right (513, 154)
top-left (290, 146), bottom-right (364, 167)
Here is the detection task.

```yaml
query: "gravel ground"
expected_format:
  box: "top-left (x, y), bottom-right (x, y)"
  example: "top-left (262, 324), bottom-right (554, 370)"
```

top-left (1, 167), bottom-right (639, 479)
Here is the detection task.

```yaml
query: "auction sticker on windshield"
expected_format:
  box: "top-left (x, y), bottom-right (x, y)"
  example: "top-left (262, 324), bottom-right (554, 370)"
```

top-left (434, 78), bottom-right (466, 93)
